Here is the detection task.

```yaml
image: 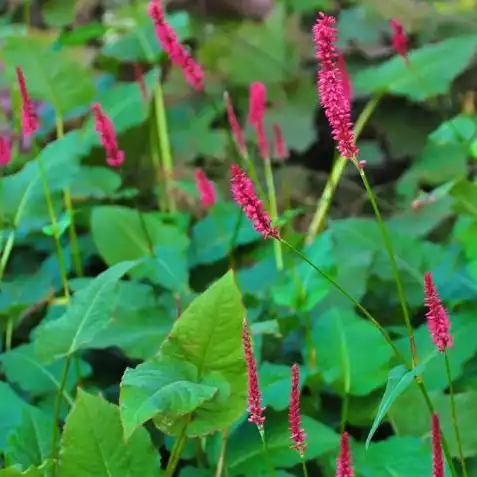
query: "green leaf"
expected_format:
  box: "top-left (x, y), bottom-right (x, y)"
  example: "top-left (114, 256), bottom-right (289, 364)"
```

top-left (34, 260), bottom-right (139, 363)
top-left (159, 271), bottom-right (247, 436)
top-left (6, 408), bottom-right (53, 470)
top-left (312, 308), bottom-right (393, 396)
top-left (0, 343), bottom-right (91, 398)
top-left (70, 166), bottom-right (121, 200)
top-left (366, 364), bottom-right (424, 448)
top-left (354, 35), bottom-right (477, 100)
top-left (91, 206), bottom-right (189, 292)
top-left (0, 462), bottom-right (53, 477)
top-left (120, 358), bottom-right (218, 440)
top-left (0, 382), bottom-right (32, 450)
top-left (42, 211), bottom-right (71, 237)
top-left (3, 36), bottom-right (95, 113)
top-left (58, 390), bottom-right (161, 477)
top-left (189, 202), bottom-right (259, 266)
top-left (227, 413), bottom-right (339, 475)
top-left (451, 180), bottom-right (477, 217)
top-left (42, 0), bottom-right (75, 27)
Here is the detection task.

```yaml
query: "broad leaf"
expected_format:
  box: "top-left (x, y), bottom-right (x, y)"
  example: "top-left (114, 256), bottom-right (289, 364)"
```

top-left (120, 358), bottom-right (218, 440)
top-left (91, 206), bottom-right (189, 292)
top-left (312, 308), bottom-right (393, 396)
top-left (58, 391), bottom-right (161, 477)
top-left (70, 166), bottom-right (122, 200)
top-left (0, 462), bottom-right (53, 477)
top-left (354, 35), bottom-right (477, 100)
top-left (3, 36), bottom-right (95, 113)
top-left (34, 260), bottom-right (139, 363)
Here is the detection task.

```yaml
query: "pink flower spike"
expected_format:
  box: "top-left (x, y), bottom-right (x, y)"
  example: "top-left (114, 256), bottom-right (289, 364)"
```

top-left (337, 54), bottom-right (352, 103)
top-left (15, 67), bottom-right (39, 137)
top-left (194, 168), bottom-right (216, 208)
top-left (224, 92), bottom-right (248, 157)
top-left (313, 13), bottom-right (359, 161)
top-left (0, 136), bottom-right (12, 166)
top-left (242, 319), bottom-right (266, 429)
top-left (432, 413), bottom-right (444, 477)
top-left (289, 364), bottom-right (307, 455)
top-left (91, 102), bottom-right (124, 167)
top-left (230, 164), bottom-right (279, 239)
top-left (424, 272), bottom-right (453, 353)
top-left (390, 19), bottom-right (409, 61)
top-left (248, 82), bottom-right (267, 127)
top-left (272, 123), bottom-right (289, 161)
top-left (148, 0), bottom-right (204, 91)
top-left (336, 432), bottom-right (354, 477)
top-left (256, 122), bottom-right (270, 160)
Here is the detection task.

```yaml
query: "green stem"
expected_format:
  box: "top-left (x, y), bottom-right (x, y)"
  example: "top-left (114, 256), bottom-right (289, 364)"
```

top-left (258, 426), bottom-right (277, 477)
top-left (50, 354), bottom-right (72, 477)
top-left (153, 83), bottom-right (176, 213)
top-left (263, 157), bottom-right (283, 270)
top-left (149, 118), bottom-right (167, 211)
top-left (357, 167), bottom-right (419, 369)
top-left (340, 393), bottom-right (349, 434)
top-left (305, 93), bottom-right (382, 244)
top-left (300, 456), bottom-right (309, 477)
top-left (165, 425), bottom-right (189, 477)
top-left (445, 352), bottom-right (467, 477)
top-left (215, 428), bottom-right (229, 477)
top-left (279, 238), bottom-right (406, 364)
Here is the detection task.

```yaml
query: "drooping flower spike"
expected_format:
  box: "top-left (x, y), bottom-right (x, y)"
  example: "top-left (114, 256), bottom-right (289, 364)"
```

top-left (91, 102), bottom-right (124, 167)
top-left (230, 164), bottom-right (279, 239)
top-left (424, 272), bottom-right (453, 353)
top-left (313, 13), bottom-right (358, 161)
top-left (15, 67), bottom-right (39, 137)
top-left (148, 0), bottom-right (204, 91)
top-left (194, 168), bottom-right (216, 208)
top-left (289, 364), bottom-right (307, 455)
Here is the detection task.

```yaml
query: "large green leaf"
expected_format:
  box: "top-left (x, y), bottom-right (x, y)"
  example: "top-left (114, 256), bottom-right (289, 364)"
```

top-left (70, 166), bottom-right (122, 200)
top-left (227, 413), bottom-right (339, 475)
top-left (451, 179), bottom-right (477, 218)
top-left (0, 463), bottom-right (53, 477)
top-left (354, 35), bottom-right (477, 100)
top-left (312, 308), bottom-right (393, 396)
top-left (159, 271), bottom-right (246, 436)
top-left (91, 206), bottom-right (189, 292)
top-left (34, 260), bottom-right (139, 363)
top-left (6, 408), bottom-right (53, 470)
top-left (120, 358), bottom-right (218, 440)
top-left (0, 343), bottom-right (91, 398)
top-left (58, 390), bottom-right (161, 477)
top-left (3, 35), bottom-right (95, 113)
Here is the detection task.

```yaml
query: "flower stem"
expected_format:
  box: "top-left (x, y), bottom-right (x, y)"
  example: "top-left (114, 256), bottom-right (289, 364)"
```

top-left (165, 424), bottom-right (189, 477)
top-left (305, 93), bottom-right (382, 244)
top-left (300, 456), bottom-right (309, 477)
top-left (445, 351), bottom-right (467, 477)
top-left (153, 83), bottom-right (176, 213)
top-left (263, 156), bottom-right (283, 270)
top-left (356, 167), bottom-right (419, 369)
top-left (258, 426), bottom-right (277, 477)
top-left (50, 354), bottom-right (72, 477)
top-left (215, 428), bottom-right (229, 477)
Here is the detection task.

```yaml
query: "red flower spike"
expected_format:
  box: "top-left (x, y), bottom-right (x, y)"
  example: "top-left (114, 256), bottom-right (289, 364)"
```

top-left (0, 136), bottom-right (12, 166)
top-left (248, 82), bottom-right (267, 127)
top-left (390, 19), bottom-right (409, 61)
top-left (289, 364), bottom-right (307, 455)
top-left (424, 272), bottom-right (453, 353)
top-left (336, 432), bottom-right (354, 477)
top-left (194, 168), bottom-right (216, 208)
top-left (255, 122), bottom-right (270, 160)
top-left (337, 54), bottom-right (352, 103)
top-left (224, 92), bottom-right (248, 157)
top-left (242, 319), bottom-right (266, 428)
top-left (91, 103), bottom-right (125, 167)
top-left (230, 164), bottom-right (279, 239)
top-left (313, 13), bottom-right (358, 161)
top-left (272, 123), bottom-right (289, 161)
top-left (15, 67), bottom-right (39, 137)
top-left (148, 0), bottom-right (204, 91)
top-left (432, 413), bottom-right (444, 477)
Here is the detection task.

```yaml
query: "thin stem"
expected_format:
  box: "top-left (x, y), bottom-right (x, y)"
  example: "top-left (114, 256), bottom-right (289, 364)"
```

top-left (215, 428), bottom-right (229, 477)
top-left (305, 93), bottom-right (382, 244)
top-left (357, 167), bottom-right (418, 368)
top-left (50, 354), bottom-right (72, 477)
top-left (149, 117), bottom-right (166, 211)
top-left (55, 114), bottom-right (83, 278)
top-left (300, 456), bottom-right (309, 477)
top-left (340, 393), bottom-right (349, 434)
top-left (153, 83), bottom-right (176, 213)
top-left (279, 238), bottom-right (406, 364)
top-left (263, 156), bottom-right (283, 270)
top-left (445, 352), bottom-right (467, 477)
top-left (165, 424), bottom-right (189, 477)
top-left (258, 426), bottom-right (277, 477)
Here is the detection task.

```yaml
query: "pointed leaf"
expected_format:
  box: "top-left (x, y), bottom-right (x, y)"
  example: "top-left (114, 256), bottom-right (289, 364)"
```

top-left (34, 260), bottom-right (139, 363)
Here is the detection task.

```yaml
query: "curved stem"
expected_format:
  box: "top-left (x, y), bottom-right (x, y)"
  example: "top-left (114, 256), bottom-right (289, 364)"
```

top-left (445, 352), bottom-right (467, 477)
top-left (306, 93), bottom-right (382, 244)
top-left (165, 424), bottom-right (189, 477)
top-left (215, 428), bottom-right (229, 477)
top-left (357, 167), bottom-right (418, 369)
